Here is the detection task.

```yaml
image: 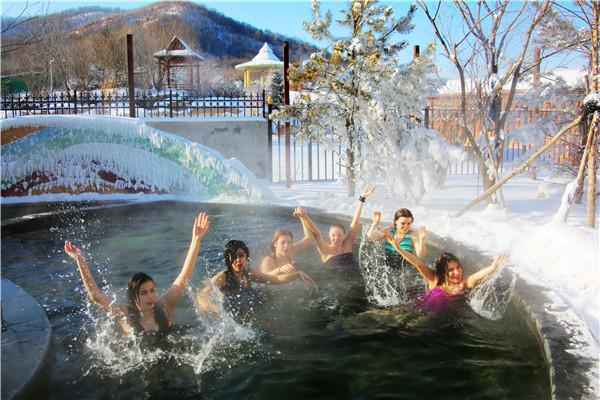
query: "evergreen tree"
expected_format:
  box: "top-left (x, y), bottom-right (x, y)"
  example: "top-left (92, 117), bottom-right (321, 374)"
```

top-left (267, 71), bottom-right (284, 105)
top-left (275, 0), bottom-right (424, 196)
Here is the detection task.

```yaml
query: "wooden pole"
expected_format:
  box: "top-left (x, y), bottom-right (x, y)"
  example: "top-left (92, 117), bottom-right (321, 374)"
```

top-left (127, 34), bottom-right (135, 118)
top-left (283, 41), bottom-right (291, 188)
top-left (586, 113), bottom-right (598, 227)
top-left (455, 116), bottom-right (582, 217)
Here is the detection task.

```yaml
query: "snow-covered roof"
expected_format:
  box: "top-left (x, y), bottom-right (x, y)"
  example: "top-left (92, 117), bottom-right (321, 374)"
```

top-left (437, 67), bottom-right (587, 95)
top-left (235, 43), bottom-right (283, 71)
top-left (153, 36), bottom-right (204, 60)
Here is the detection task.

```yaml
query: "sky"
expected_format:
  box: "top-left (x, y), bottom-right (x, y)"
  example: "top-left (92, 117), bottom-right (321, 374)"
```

top-left (0, 0), bottom-right (589, 79)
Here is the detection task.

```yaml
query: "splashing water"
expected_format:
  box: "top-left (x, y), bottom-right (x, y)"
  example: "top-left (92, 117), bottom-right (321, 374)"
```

top-left (468, 262), bottom-right (516, 320)
top-left (79, 281), bottom-right (259, 379)
top-left (358, 231), bottom-right (413, 307)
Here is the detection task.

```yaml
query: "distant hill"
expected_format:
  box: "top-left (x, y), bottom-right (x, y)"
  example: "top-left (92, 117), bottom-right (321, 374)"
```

top-left (2, 1), bottom-right (317, 61)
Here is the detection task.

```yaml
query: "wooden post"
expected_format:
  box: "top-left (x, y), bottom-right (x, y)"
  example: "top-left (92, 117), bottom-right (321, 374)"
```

top-left (586, 121), bottom-right (597, 227)
top-left (283, 41), bottom-right (291, 188)
top-left (127, 34), bottom-right (136, 118)
top-left (533, 47), bottom-right (540, 85)
top-left (267, 102), bottom-right (274, 181)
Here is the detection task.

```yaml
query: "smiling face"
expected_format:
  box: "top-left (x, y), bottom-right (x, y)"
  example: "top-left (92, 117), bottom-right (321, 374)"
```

top-left (230, 247), bottom-right (248, 273)
top-left (445, 261), bottom-right (463, 285)
top-left (328, 225), bottom-right (345, 247)
top-left (395, 216), bottom-right (413, 234)
top-left (136, 280), bottom-right (158, 312)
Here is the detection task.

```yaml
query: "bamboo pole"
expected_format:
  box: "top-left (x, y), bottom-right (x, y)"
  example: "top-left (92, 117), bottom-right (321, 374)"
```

top-left (455, 116), bottom-right (582, 217)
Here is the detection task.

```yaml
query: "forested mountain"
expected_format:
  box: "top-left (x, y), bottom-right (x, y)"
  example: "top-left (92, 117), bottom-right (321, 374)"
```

top-left (1, 1), bottom-right (317, 93)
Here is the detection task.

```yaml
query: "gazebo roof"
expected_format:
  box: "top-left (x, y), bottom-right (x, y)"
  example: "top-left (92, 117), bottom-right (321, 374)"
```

top-left (153, 36), bottom-right (204, 60)
top-left (235, 43), bottom-right (283, 71)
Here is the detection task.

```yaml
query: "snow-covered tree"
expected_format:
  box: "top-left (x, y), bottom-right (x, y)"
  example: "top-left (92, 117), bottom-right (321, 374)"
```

top-left (276, 0), bottom-right (442, 197)
top-left (267, 71), bottom-right (284, 105)
top-left (418, 0), bottom-right (553, 203)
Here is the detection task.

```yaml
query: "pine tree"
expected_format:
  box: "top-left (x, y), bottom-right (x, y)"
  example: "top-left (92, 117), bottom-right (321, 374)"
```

top-left (275, 0), bottom-right (420, 196)
top-left (267, 71), bottom-right (284, 105)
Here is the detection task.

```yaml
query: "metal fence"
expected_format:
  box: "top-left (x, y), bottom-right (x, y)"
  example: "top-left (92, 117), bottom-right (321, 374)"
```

top-left (268, 106), bottom-right (343, 183)
top-left (0, 90), bottom-right (266, 119)
top-left (269, 106), bottom-right (582, 183)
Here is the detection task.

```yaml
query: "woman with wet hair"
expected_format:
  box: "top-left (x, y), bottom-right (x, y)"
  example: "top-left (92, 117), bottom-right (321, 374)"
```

top-left (259, 220), bottom-right (312, 276)
top-left (384, 235), bottom-right (509, 311)
top-left (64, 211), bottom-right (210, 336)
top-left (196, 239), bottom-right (316, 316)
top-left (366, 207), bottom-right (427, 260)
top-left (294, 186), bottom-right (376, 269)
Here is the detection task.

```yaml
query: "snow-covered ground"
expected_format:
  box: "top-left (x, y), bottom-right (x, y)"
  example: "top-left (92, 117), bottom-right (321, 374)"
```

top-left (267, 173), bottom-right (599, 345)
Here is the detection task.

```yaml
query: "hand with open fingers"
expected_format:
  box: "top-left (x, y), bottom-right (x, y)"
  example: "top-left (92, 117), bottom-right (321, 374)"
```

top-left (298, 271), bottom-right (316, 286)
top-left (279, 264), bottom-right (297, 274)
top-left (193, 212), bottom-right (210, 240)
top-left (360, 186), bottom-right (376, 198)
top-left (418, 226), bottom-right (427, 240)
top-left (64, 241), bottom-right (83, 260)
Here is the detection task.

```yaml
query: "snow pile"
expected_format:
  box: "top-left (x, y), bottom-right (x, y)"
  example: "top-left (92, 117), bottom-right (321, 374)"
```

top-left (1, 115), bottom-right (273, 201)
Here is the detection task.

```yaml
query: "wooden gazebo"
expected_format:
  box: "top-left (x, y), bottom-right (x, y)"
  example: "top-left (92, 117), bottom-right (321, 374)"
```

top-left (153, 36), bottom-right (204, 89)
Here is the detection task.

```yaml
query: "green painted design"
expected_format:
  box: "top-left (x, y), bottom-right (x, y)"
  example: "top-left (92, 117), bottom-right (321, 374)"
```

top-left (1, 123), bottom-right (251, 197)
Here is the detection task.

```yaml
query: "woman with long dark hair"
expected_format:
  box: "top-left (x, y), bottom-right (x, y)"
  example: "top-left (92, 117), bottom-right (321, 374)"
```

top-left (64, 211), bottom-right (210, 336)
top-left (384, 235), bottom-right (509, 311)
top-left (196, 239), bottom-right (315, 316)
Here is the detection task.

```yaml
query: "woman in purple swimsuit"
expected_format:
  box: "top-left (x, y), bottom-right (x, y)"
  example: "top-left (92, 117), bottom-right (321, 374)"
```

top-left (384, 235), bottom-right (509, 312)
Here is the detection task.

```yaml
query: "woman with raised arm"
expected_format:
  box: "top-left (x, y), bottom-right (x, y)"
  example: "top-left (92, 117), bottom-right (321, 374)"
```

top-left (64, 211), bottom-right (210, 336)
top-left (295, 186), bottom-right (376, 269)
top-left (366, 208), bottom-right (427, 261)
top-left (259, 214), bottom-right (313, 276)
top-left (384, 234), bottom-right (509, 312)
top-left (196, 240), bottom-right (316, 316)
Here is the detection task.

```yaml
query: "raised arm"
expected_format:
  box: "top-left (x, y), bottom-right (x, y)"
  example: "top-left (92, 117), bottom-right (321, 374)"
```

top-left (291, 208), bottom-right (314, 255)
top-left (346, 186), bottom-right (376, 244)
top-left (414, 226), bottom-right (428, 259)
top-left (464, 253), bottom-right (509, 290)
top-left (64, 241), bottom-right (122, 314)
top-left (294, 207), bottom-right (330, 256)
top-left (384, 234), bottom-right (437, 286)
top-left (366, 211), bottom-right (391, 241)
top-left (159, 212), bottom-right (210, 317)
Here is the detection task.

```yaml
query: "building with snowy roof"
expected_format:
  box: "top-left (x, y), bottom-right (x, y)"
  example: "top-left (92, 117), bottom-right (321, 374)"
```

top-left (154, 36), bottom-right (205, 90)
top-left (235, 43), bottom-right (283, 90)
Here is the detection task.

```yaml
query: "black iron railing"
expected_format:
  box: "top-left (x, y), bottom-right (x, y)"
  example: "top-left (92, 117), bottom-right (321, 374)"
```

top-left (1, 90), bottom-right (266, 119)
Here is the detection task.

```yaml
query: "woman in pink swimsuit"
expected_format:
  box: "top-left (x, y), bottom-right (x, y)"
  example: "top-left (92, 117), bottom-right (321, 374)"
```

top-left (384, 235), bottom-right (509, 312)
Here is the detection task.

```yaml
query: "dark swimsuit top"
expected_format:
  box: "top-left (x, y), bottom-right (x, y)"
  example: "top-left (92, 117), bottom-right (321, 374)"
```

top-left (325, 252), bottom-right (359, 269)
top-left (128, 305), bottom-right (171, 337)
top-left (222, 269), bottom-right (259, 314)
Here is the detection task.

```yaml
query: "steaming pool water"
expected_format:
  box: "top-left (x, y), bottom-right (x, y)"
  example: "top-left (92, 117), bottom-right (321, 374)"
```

top-left (1, 201), bottom-right (550, 399)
